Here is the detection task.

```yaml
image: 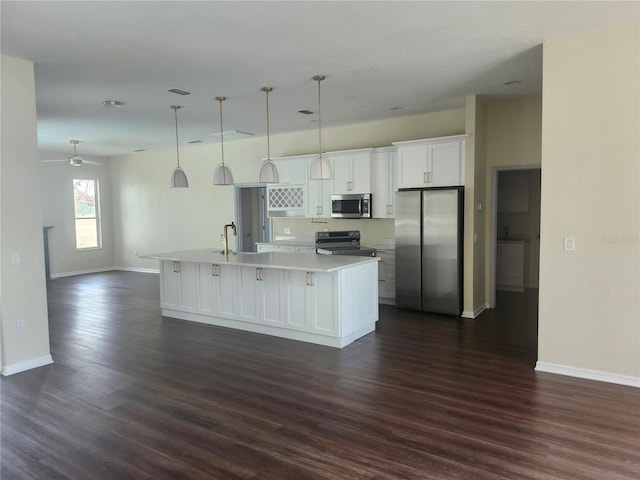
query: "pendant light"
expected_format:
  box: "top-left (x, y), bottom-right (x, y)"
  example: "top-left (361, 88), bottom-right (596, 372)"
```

top-left (213, 96), bottom-right (234, 185)
top-left (169, 105), bottom-right (188, 188)
top-left (309, 74), bottom-right (333, 180)
top-left (259, 86), bottom-right (279, 183)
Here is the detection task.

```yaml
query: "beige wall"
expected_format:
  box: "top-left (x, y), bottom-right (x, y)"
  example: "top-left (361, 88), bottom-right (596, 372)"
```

top-left (111, 108), bottom-right (466, 270)
top-left (539, 23), bottom-right (639, 378)
top-left (39, 154), bottom-right (115, 276)
top-left (1, 55), bottom-right (52, 373)
top-left (484, 96), bottom-right (543, 302)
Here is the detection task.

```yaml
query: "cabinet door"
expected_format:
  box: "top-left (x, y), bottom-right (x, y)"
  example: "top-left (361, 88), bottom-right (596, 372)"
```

top-left (274, 156), bottom-right (308, 185)
top-left (372, 150), bottom-right (396, 218)
top-left (307, 177), bottom-right (332, 218)
top-left (429, 141), bottom-right (462, 187)
top-left (308, 272), bottom-right (338, 336)
top-left (160, 260), bottom-right (179, 309)
top-left (261, 268), bottom-right (285, 327)
top-left (217, 264), bottom-right (238, 318)
top-left (350, 152), bottom-right (372, 194)
top-left (197, 264), bottom-right (218, 315)
top-left (285, 270), bottom-right (310, 331)
top-left (397, 145), bottom-right (428, 188)
top-left (239, 266), bottom-right (259, 323)
top-left (178, 261), bottom-right (197, 312)
top-left (332, 153), bottom-right (352, 194)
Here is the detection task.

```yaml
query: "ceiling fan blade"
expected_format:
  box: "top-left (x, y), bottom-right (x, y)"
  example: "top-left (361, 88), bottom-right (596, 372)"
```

top-left (40, 159), bottom-right (68, 163)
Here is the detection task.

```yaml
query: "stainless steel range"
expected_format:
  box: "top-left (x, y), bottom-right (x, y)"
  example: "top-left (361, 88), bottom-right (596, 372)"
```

top-left (315, 230), bottom-right (377, 257)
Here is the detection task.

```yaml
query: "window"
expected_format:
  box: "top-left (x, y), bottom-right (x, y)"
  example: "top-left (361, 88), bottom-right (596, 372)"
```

top-left (73, 179), bottom-right (101, 249)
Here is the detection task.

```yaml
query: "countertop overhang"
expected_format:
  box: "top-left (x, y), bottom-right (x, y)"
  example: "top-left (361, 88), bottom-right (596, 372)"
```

top-left (142, 249), bottom-right (379, 273)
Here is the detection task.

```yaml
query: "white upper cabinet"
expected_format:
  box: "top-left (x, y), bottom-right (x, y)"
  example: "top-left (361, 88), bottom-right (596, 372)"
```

top-left (394, 135), bottom-right (467, 189)
top-left (273, 155), bottom-right (309, 185)
top-left (371, 147), bottom-right (396, 218)
top-left (307, 157), bottom-right (333, 218)
top-left (266, 155), bottom-right (312, 218)
top-left (330, 149), bottom-right (373, 194)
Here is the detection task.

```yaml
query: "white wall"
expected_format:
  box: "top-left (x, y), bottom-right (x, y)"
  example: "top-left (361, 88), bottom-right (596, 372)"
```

top-left (1, 55), bottom-right (53, 374)
top-left (39, 154), bottom-right (115, 276)
top-left (538, 23), bottom-right (639, 381)
top-left (110, 108), bottom-right (466, 271)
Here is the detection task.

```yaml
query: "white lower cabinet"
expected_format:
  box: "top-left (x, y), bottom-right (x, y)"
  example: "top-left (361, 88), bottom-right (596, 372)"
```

top-left (376, 250), bottom-right (396, 304)
top-left (161, 260), bottom-right (197, 312)
top-left (285, 270), bottom-right (338, 336)
top-left (157, 257), bottom-right (378, 348)
top-left (197, 263), bottom-right (238, 318)
top-left (239, 266), bottom-right (285, 327)
top-left (496, 241), bottom-right (526, 292)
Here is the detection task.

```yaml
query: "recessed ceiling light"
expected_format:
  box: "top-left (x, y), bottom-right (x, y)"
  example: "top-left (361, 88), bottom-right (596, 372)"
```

top-left (101, 100), bottom-right (125, 107)
top-left (168, 88), bottom-right (191, 96)
top-left (503, 80), bottom-right (523, 86)
top-left (298, 109), bottom-right (314, 115)
top-left (132, 148), bottom-right (146, 152)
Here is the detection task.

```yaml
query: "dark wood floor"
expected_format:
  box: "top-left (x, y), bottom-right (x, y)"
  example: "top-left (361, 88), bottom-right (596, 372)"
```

top-left (2, 271), bottom-right (639, 479)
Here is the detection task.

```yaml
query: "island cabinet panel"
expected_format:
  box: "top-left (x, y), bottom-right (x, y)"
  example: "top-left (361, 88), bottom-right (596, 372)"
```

top-left (338, 262), bottom-right (379, 334)
top-left (238, 266), bottom-right (285, 327)
top-left (149, 251), bottom-right (379, 348)
top-left (161, 260), bottom-right (197, 312)
top-left (197, 263), bottom-right (238, 319)
top-left (284, 270), bottom-right (338, 336)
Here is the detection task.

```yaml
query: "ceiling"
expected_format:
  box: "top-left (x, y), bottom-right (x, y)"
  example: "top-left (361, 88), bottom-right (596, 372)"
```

top-left (2, 1), bottom-right (637, 158)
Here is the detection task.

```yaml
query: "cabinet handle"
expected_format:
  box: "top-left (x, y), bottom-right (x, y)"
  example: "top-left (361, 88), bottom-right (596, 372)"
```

top-left (308, 272), bottom-right (314, 286)
top-left (174, 261), bottom-right (180, 273)
top-left (424, 172), bottom-right (428, 183)
top-left (427, 171), bottom-right (432, 183)
top-left (256, 268), bottom-right (260, 281)
top-left (212, 264), bottom-right (216, 276)
top-left (319, 206), bottom-right (322, 215)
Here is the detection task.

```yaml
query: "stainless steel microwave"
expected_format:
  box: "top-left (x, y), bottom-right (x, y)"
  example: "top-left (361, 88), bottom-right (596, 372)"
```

top-left (331, 193), bottom-right (372, 218)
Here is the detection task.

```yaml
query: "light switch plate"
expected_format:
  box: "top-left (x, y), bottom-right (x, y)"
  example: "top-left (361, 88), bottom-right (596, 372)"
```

top-left (564, 236), bottom-right (576, 252)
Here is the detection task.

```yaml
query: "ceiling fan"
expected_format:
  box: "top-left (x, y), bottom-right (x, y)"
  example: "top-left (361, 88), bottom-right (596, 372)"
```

top-left (41, 140), bottom-right (103, 166)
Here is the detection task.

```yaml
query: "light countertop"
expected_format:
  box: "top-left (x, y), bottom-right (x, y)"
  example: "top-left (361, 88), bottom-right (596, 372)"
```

top-left (142, 249), bottom-right (379, 273)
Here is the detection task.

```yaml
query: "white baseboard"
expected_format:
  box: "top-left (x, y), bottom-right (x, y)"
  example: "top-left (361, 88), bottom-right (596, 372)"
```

top-left (115, 266), bottom-right (159, 274)
top-left (51, 266), bottom-right (160, 278)
top-left (51, 267), bottom-right (115, 278)
top-left (2, 355), bottom-right (54, 376)
top-left (535, 361), bottom-right (640, 388)
top-left (462, 305), bottom-right (486, 319)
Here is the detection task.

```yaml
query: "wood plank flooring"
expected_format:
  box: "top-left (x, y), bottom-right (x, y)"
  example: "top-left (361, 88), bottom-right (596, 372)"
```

top-left (2, 271), bottom-right (639, 479)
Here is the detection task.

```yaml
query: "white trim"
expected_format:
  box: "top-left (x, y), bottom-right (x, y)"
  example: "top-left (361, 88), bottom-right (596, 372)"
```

top-left (50, 266), bottom-right (115, 278)
top-left (161, 308), bottom-right (375, 349)
top-left (535, 361), bottom-right (640, 388)
top-left (462, 304), bottom-right (486, 319)
top-left (2, 355), bottom-right (54, 376)
top-left (115, 267), bottom-right (159, 274)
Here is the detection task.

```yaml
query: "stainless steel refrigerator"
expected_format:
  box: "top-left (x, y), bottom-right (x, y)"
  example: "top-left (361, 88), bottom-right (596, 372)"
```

top-left (395, 187), bottom-right (464, 315)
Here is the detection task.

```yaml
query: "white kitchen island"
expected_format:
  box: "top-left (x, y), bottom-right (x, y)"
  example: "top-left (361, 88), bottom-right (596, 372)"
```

top-left (143, 250), bottom-right (379, 348)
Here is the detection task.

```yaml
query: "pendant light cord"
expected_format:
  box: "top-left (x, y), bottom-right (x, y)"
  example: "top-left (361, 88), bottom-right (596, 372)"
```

top-left (317, 78), bottom-right (323, 159)
top-left (218, 99), bottom-right (225, 166)
top-left (265, 89), bottom-right (271, 160)
top-left (173, 106), bottom-right (181, 169)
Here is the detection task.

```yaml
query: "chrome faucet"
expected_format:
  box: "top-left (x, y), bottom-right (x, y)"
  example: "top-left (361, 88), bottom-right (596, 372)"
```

top-left (223, 221), bottom-right (237, 255)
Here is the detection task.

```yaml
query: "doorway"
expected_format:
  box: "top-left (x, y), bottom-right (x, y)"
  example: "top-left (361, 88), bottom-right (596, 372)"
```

top-left (489, 166), bottom-right (541, 308)
top-left (235, 184), bottom-right (271, 252)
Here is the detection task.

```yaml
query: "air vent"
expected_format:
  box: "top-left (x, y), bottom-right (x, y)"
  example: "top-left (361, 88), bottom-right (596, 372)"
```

top-left (132, 148), bottom-right (146, 152)
top-left (297, 109), bottom-right (314, 115)
top-left (168, 88), bottom-right (191, 96)
top-left (187, 140), bottom-right (203, 144)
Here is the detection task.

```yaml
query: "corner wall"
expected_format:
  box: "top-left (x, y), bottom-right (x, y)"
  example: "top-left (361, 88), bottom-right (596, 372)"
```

top-left (538, 23), bottom-right (639, 383)
top-left (1, 55), bottom-right (53, 375)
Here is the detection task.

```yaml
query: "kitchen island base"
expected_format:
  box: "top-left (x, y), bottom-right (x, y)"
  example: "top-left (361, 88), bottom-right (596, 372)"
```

top-left (148, 251), bottom-right (379, 348)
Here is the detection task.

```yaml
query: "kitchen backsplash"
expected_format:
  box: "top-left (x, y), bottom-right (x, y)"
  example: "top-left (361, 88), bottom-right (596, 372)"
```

top-left (272, 218), bottom-right (395, 248)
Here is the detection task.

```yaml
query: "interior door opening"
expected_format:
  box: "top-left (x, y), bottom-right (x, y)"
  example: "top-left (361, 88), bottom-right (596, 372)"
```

top-left (235, 184), bottom-right (271, 252)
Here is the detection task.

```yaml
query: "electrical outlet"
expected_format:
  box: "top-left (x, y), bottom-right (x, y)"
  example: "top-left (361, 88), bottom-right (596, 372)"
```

top-left (16, 319), bottom-right (25, 332)
top-left (564, 236), bottom-right (576, 252)
top-left (284, 227), bottom-right (292, 235)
